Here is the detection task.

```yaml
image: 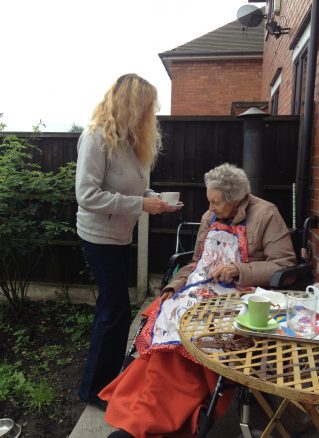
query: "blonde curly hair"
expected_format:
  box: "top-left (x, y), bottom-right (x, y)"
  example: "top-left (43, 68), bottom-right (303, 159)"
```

top-left (89, 73), bottom-right (161, 168)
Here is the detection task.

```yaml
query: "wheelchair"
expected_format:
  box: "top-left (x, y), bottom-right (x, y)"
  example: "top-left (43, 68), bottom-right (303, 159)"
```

top-left (162, 217), bottom-right (316, 293)
top-left (122, 217), bottom-right (317, 438)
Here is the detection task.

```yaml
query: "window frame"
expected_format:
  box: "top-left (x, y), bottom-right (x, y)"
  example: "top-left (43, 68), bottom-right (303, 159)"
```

top-left (270, 69), bottom-right (282, 115)
top-left (271, 88), bottom-right (280, 115)
top-left (268, 0), bottom-right (275, 19)
top-left (292, 44), bottom-right (308, 115)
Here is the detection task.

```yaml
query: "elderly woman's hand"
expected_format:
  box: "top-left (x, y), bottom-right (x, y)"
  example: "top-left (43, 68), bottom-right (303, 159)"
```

top-left (160, 289), bottom-right (175, 302)
top-left (209, 262), bottom-right (239, 283)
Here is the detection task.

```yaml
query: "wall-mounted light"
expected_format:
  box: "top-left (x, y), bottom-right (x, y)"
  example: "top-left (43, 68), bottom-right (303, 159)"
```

top-left (265, 20), bottom-right (290, 38)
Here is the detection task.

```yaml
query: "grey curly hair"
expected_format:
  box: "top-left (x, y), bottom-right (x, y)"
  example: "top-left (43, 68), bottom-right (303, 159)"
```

top-left (204, 163), bottom-right (250, 203)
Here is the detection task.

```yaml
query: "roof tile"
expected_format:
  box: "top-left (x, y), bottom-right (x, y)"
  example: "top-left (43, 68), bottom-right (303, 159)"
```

top-left (159, 17), bottom-right (264, 58)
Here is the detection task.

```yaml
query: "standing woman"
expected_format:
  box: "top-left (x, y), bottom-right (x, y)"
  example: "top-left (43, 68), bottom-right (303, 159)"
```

top-left (75, 73), bottom-right (177, 408)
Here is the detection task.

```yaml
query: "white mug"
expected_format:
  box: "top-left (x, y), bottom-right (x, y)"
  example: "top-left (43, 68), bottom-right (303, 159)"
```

top-left (306, 283), bottom-right (319, 313)
top-left (160, 192), bottom-right (180, 206)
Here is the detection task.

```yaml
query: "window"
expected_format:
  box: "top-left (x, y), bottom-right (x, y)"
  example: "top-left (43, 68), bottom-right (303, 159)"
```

top-left (268, 0), bottom-right (275, 18)
top-left (291, 22), bottom-right (310, 115)
top-left (271, 89), bottom-right (280, 115)
top-left (292, 45), bottom-right (308, 115)
top-left (270, 70), bottom-right (282, 115)
top-left (267, 0), bottom-right (281, 20)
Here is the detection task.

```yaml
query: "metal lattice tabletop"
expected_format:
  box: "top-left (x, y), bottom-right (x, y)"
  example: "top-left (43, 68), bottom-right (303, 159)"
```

top-left (179, 292), bottom-right (319, 405)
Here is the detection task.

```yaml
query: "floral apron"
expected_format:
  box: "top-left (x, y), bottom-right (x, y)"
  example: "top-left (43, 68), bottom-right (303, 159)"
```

top-left (136, 218), bottom-right (248, 356)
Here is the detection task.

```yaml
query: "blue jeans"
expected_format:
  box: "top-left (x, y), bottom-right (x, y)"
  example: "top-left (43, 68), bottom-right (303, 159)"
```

top-left (78, 239), bottom-right (131, 403)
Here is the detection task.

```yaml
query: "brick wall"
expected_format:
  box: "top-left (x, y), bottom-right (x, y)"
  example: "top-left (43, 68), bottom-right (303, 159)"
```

top-left (170, 59), bottom-right (262, 115)
top-left (261, 0), bottom-right (319, 279)
top-left (310, 66), bottom-right (319, 277)
top-left (261, 0), bottom-right (312, 113)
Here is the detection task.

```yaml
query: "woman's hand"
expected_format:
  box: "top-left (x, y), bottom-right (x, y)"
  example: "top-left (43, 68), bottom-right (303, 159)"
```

top-left (142, 197), bottom-right (170, 214)
top-left (160, 289), bottom-right (174, 302)
top-left (143, 198), bottom-right (184, 215)
top-left (164, 201), bottom-right (184, 212)
top-left (209, 263), bottom-right (239, 283)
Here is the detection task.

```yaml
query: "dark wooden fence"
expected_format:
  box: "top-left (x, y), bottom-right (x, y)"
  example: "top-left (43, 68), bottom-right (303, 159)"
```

top-left (149, 116), bottom-right (300, 272)
top-left (1, 115), bottom-right (300, 282)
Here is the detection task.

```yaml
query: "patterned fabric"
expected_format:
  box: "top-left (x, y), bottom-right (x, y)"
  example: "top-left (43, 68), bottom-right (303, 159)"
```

top-left (136, 220), bottom-right (247, 357)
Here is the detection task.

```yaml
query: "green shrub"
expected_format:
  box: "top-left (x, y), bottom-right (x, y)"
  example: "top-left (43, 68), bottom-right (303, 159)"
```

top-left (0, 362), bottom-right (26, 402)
top-left (0, 116), bottom-right (76, 313)
top-left (25, 379), bottom-right (57, 412)
top-left (0, 362), bottom-right (57, 412)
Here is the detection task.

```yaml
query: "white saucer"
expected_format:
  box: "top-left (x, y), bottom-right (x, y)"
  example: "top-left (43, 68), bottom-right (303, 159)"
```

top-left (241, 289), bottom-right (287, 310)
top-left (168, 202), bottom-right (184, 209)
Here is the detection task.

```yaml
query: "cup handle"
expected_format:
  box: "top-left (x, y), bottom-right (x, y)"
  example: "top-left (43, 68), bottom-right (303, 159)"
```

top-left (306, 286), bottom-right (314, 293)
top-left (269, 303), bottom-right (281, 320)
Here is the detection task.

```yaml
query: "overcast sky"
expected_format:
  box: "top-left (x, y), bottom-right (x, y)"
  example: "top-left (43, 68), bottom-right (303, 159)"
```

top-left (1, 0), bottom-right (261, 131)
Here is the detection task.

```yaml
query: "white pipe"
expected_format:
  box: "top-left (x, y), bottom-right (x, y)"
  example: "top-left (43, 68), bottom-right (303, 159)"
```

top-left (292, 182), bottom-right (296, 229)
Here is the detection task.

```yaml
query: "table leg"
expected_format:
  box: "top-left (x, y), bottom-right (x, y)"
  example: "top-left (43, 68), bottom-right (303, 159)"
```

top-left (251, 390), bottom-right (289, 438)
top-left (260, 399), bottom-right (290, 438)
top-left (300, 403), bottom-right (319, 431)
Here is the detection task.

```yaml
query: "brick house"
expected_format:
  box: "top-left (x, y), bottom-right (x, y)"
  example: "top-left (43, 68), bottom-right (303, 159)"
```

top-left (253, 0), bottom-right (319, 278)
top-left (159, 18), bottom-right (266, 115)
top-left (160, 0), bottom-right (319, 280)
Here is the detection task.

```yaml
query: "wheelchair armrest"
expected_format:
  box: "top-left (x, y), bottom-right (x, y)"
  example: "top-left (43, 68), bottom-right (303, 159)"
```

top-left (161, 251), bottom-right (194, 289)
top-left (167, 251), bottom-right (194, 269)
top-left (269, 263), bottom-right (312, 288)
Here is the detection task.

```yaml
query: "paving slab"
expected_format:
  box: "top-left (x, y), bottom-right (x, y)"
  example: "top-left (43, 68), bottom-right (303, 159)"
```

top-left (68, 297), bottom-right (154, 438)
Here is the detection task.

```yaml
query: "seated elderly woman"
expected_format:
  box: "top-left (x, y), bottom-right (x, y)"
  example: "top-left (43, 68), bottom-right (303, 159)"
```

top-left (99, 163), bottom-right (296, 438)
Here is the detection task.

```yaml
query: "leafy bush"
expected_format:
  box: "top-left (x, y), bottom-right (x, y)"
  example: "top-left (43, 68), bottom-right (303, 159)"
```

top-left (25, 380), bottom-right (57, 412)
top-left (0, 298), bottom-right (94, 416)
top-left (0, 116), bottom-right (76, 313)
top-left (64, 311), bottom-right (93, 349)
top-left (0, 362), bottom-right (26, 402)
top-left (0, 362), bottom-right (57, 412)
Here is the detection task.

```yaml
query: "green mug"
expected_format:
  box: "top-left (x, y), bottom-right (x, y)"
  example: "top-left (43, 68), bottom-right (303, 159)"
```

top-left (248, 295), bottom-right (281, 328)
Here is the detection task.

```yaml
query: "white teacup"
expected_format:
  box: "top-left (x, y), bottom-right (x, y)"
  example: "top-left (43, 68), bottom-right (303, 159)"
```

top-left (160, 192), bottom-right (180, 206)
top-left (306, 283), bottom-right (319, 313)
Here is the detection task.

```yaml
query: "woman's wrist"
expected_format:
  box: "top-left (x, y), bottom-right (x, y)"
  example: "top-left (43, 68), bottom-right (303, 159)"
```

top-left (160, 287), bottom-right (175, 295)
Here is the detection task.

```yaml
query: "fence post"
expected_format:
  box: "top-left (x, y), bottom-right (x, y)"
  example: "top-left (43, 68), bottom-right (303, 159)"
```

top-left (137, 175), bottom-right (150, 305)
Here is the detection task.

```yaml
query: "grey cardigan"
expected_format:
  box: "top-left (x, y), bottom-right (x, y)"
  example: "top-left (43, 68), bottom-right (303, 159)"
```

top-left (75, 127), bottom-right (157, 245)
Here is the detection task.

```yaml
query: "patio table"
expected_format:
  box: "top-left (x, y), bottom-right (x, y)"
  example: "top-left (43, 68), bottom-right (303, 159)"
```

top-left (179, 291), bottom-right (319, 437)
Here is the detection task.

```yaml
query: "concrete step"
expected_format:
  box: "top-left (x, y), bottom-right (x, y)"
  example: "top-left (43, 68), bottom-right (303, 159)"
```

top-left (68, 297), bottom-right (154, 438)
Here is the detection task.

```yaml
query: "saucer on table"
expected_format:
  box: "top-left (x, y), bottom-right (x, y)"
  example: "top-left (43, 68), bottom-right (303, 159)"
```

top-left (235, 313), bottom-right (279, 331)
top-left (241, 289), bottom-right (287, 310)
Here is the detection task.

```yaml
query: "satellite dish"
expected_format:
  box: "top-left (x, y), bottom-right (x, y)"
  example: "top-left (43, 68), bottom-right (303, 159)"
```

top-left (237, 5), bottom-right (264, 28)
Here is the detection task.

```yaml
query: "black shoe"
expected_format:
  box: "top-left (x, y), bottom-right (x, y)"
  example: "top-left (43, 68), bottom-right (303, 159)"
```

top-left (108, 430), bottom-right (134, 438)
top-left (79, 396), bottom-right (107, 411)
